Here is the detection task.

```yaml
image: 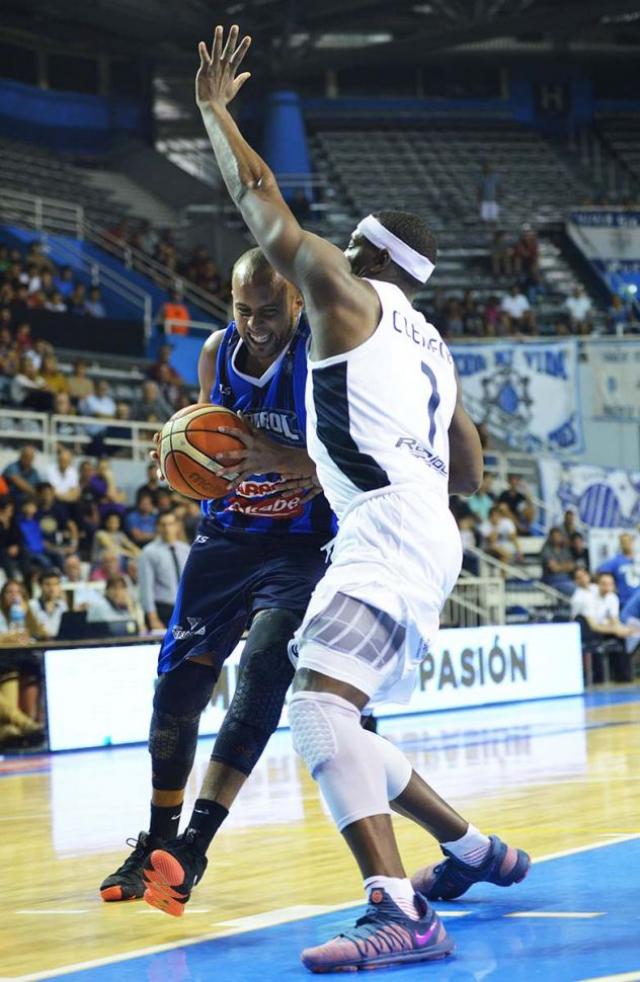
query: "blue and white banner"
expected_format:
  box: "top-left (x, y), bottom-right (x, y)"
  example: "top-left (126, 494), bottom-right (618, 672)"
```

top-left (568, 209), bottom-right (640, 260)
top-left (452, 340), bottom-right (582, 454)
top-left (539, 458), bottom-right (640, 529)
top-left (587, 340), bottom-right (640, 422)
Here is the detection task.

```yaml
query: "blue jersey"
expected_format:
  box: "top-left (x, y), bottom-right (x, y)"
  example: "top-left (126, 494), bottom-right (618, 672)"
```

top-left (202, 316), bottom-right (335, 539)
top-left (597, 552), bottom-right (640, 605)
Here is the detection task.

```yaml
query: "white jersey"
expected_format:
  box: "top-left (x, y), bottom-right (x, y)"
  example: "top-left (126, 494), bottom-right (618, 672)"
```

top-left (305, 278), bottom-right (457, 520)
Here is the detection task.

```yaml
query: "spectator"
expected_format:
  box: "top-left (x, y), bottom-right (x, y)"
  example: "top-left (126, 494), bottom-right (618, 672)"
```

top-left (91, 510), bottom-right (140, 565)
top-left (148, 344), bottom-right (184, 386)
top-left (136, 462), bottom-right (163, 505)
top-left (570, 531), bottom-right (590, 571)
top-left (157, 289), bottom-right (190, 337)
top-left (0, 579), bottom-right (43, 642)
top-left (573, 571), bottom-right (634, 682)
top-left (4, 446), bottom-right (41, 505)
top-left (46, 445), bottom-right (80, 504)
top-left (138, 221), bottom-right (159, 256)
top-left (10, 354), bottom-right (52, 411)
top-left (468, 473), bottom-right (495, 523)
top-left (28, 570), bottom-right (67, 639)
top-left (126, 490), bottom-right (158, 547)
top-left (607, 294), bottom-right (635, 334)
top-left (68, 283), bottom-right (88, 316)
top-left (54, 265), bottom-right (75, 299)
top-left (541, 527), bottom-right (576, 596)
top-left (138, 511), bottom-right (189, 630)
top-left (86, 575), bottom-right (143, 633)
top-left (458, 513), bottom-right (479, 575)
top-left (130, 380), bottom-right (173, 423)
top-left (45, 290), bottom-right (67, 313)
top-left (500, 285), bottom-right (531, 329)
top-left (67, 360), bottom-right (94, 402)
top-left (478, 162), bottom-right (500, 223)
top-left (14, 321), bottom-right (33, 353)
top-left (52, 392), bottom-right (82, 440)
top-left (562, 509), bottom-right (579, 540)
top-left (565, 285), bottom-right (592, 334)
top-left (102, 402), bottom-right (133, 455)
top-left (17, 497), bottom-right (53, 572)
top-left (197, 260), bottom-right (222, 296)
top-left (40, 353), bottom-right (69, 395)
top-left (155, 487), bottom-right (173, 515)
top-left (480, 505), bottom-right (519, 564)
top-left (513, 226), bottom-right (540, 281)
top-left (155, 363), bottom-right (181, 409)
top-left (597, 533), bottom-right (640, 606)
top-left (85, 287), bottom-right (106, 318)
top-left (491, 231), bottom-right (512, 278)
top-left (570, 567), bottom-right (596, 619)
top-left (79, 379), bottom-right (116, 438)
top-left (498, 474), bottom-right (533, 535)
top-left (60, 554), bottom-right (96, 609)
top-left (0, 498), bottom-right (23, 580)
top-left (90, 458), bottom-right (127, 511)
top-left (89, 551), bottom-right (124, 584)
top-left (25, 241), bottom-right (54, 274)
top-left (35, 482), bottom-right (79, 568)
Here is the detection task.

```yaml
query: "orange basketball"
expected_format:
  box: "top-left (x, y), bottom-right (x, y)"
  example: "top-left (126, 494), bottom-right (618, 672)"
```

top-left (159, 403), bottom-right (250, 500)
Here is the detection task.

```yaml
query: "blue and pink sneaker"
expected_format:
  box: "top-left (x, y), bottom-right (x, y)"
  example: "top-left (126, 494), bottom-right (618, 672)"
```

top-left (300, 887), bottom-right (453, 973)
top-left (411, 834), bottom-right (530, 901)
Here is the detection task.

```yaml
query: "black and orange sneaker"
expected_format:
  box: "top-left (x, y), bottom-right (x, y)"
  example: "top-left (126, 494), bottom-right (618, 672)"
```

top-left (100, 831), bottom-right (163, 902)
top-left (143, 829), bottom-right (208, 917)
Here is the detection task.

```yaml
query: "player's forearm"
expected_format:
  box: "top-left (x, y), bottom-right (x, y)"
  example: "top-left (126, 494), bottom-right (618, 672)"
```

top-left (200, 102), bottom-right (275, 209)
top-left (273, 446), bottom-right (317, 479)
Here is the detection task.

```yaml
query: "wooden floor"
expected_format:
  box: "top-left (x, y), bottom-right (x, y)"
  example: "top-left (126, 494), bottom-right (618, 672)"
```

top-left (1, 688), bottom-right (639, 981)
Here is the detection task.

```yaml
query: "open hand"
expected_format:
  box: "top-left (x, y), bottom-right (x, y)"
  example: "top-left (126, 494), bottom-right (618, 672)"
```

top-left (196, 25), bottom-right (252, 111)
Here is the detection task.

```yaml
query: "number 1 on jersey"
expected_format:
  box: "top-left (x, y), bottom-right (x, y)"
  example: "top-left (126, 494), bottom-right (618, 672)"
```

top-left (421, 361), bottom-right (440, 445)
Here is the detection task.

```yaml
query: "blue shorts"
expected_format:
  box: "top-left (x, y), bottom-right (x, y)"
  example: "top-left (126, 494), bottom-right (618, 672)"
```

top-left (157, 519), bottom-right (329, 674)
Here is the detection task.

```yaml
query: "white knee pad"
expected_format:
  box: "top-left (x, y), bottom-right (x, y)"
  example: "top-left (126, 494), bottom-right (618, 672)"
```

top-left (365, 730), bottom-right (412, 801)
top-left (288, 690), bottom-right (392, 831)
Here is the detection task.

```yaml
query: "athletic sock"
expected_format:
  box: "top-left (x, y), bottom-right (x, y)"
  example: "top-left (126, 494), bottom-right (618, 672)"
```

top-left (364, 875), bottom-right (420, 921)
top-left (441, 823), bottom-right (491, 867)
top-left (185, 798), bottom-right (229, 854)
top-left (149, 802), bottom-right (182, 841)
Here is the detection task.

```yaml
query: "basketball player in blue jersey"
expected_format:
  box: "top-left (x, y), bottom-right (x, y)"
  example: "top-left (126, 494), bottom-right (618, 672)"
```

top-left (179, 26), bottom-right (531, 972)
top-left (100, 247), bottom-right (334, 903)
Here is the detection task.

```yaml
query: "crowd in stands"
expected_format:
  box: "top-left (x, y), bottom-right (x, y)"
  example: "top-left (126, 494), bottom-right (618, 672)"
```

top-left (423, 225), bottom-right (638, 340)
top-left (0, 241), bottom-right (108, 322)
top-left (109, 220), bottom-right (232, 304)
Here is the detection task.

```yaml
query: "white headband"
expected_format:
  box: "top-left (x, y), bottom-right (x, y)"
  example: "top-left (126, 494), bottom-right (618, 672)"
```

top-left (356, 215), bottom-right (435, 284)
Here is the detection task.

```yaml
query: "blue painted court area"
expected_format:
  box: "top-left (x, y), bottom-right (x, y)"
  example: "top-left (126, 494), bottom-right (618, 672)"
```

top-left (56, 837), bottom-right (640, 982)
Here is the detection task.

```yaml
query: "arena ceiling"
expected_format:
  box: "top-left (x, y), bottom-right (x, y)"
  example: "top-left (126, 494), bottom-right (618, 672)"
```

top-left (2, 0), bottom-right (640, 73)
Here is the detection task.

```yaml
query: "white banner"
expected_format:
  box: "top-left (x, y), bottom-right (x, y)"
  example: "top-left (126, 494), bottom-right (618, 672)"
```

top-left (539, 458), bottom-right (640, 530)
top-left (568, 209), bottom-right (640, 261)
top-left (44, 623), bottom-right (583, 752)
top-left (588, 340), bottom-right (640, 422)
top-left (452, 340), bottom-right (582, 454)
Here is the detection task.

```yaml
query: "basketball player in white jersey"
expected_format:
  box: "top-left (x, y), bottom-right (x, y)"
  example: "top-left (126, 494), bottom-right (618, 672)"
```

top-left (194, 27), bottom-right (530, 972)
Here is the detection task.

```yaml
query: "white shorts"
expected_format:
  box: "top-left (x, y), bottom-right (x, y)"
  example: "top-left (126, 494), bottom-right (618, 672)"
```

top-left (481, 201), bottom-right (499, 222)
top-left (294, 485), bottom-right (462, 706)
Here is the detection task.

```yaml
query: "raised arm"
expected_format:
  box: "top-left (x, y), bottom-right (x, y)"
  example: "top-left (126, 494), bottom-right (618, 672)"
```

top-left (196, 26), bottom-right (376, 356)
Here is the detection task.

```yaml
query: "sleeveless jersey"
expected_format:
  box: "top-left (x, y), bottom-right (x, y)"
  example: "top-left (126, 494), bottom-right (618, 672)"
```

top-left (203, 316), bottom-right (335, 538)
top-left (305, 279), bottom-right (457, 520)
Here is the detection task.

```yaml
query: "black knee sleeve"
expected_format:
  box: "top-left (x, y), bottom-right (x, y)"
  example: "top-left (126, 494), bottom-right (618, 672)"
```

top-left (211, 608), bottom-right (299, 776)
top-left (149, 660), bottom-right (218, 790)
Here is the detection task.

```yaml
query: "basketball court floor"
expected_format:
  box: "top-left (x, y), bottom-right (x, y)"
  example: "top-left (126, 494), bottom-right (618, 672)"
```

top-left (2, 687), bottom-right (639, 981)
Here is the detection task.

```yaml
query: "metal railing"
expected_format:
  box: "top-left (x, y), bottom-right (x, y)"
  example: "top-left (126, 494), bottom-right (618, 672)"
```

top-left (0, 188), bottom-right (84, 239)
top-left (465, 544), bottom-right (567, 609)
top-left (0, 187), bottom-right (228, 333)
top-left (84, 221), bottom-right (229, 324)
top-left (443, 575), bottom-right (505, 628)
top-left (0, 408), bottom-right (157, 460)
